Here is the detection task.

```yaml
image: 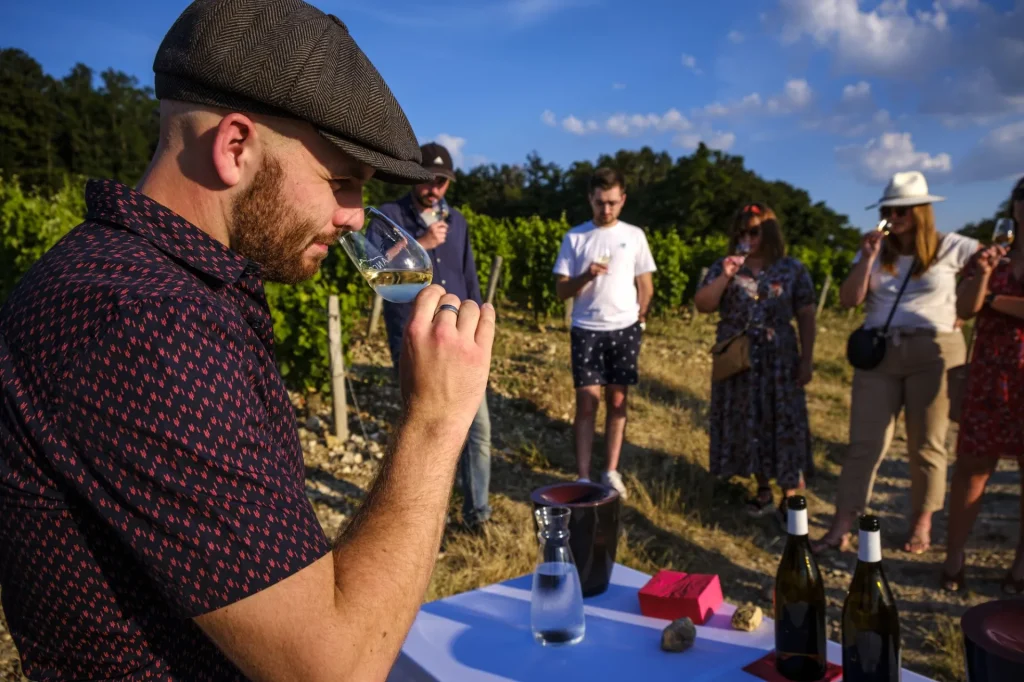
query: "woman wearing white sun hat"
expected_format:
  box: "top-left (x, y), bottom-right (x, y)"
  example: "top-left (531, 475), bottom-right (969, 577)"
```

top-left (812, 171), bottom-right (981, 556)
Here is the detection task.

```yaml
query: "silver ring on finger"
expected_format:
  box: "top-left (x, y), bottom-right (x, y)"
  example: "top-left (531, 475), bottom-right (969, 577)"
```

top-left (434, 303), bottom-right (460, 318)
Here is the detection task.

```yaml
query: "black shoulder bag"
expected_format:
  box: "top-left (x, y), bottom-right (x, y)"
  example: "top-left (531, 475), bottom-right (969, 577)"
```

top-left (846, 263), bottom-right (915, 371)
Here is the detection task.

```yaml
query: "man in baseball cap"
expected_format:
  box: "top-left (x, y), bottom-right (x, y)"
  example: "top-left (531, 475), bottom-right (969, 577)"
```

top-left (0, 1), bottom-right (494, 680)
top-left (378, 142), bottom-right (493, 534)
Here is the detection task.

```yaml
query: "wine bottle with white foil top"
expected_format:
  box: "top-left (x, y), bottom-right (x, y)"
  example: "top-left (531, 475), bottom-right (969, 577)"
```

top-left (774, 495), bottom-right (827, 681)
top-left (842, 515), bottom-right (902, 681)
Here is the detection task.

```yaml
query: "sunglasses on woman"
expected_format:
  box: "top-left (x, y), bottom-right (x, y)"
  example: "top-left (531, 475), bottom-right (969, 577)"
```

top-left (880, 206), bottom-right (910, 218)
top-left (737, 226), bottom-right (761, 239)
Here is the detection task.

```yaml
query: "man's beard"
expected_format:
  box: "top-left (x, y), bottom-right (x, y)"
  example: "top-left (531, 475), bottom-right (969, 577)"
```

top-left (230, 155), bottom-right (323, 284)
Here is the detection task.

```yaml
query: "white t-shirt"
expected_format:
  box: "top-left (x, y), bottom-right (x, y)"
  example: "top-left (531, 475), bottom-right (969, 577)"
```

top-left (552, 220), bottom-right (657, 331)
top-left (857, 232), bottom-right (979, 332)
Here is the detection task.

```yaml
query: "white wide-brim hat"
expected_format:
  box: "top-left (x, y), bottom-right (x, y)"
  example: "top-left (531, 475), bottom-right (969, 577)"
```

top-left (866, 170), bottom-right (946, 209)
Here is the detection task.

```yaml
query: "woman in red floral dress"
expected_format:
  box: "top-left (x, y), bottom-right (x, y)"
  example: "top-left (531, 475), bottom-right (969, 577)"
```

top-left (942, 176), bottom-right (1024, 593)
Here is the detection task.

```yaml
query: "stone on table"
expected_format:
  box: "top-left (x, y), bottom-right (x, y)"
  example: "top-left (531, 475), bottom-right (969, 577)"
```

top-left (731, 604), bottom-right (763, 632)
top-left (660, 617), bottom-right (697, 653)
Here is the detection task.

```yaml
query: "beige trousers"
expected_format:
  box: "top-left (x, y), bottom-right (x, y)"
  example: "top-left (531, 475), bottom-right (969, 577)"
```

top-left (837, 330), bottom-right (966, 517)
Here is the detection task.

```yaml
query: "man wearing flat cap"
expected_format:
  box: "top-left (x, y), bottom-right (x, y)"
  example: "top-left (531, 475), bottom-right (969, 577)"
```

top-left (378, 142), bottom-right (492, 532)
top-left (0, 1), bottom-right (494, 680)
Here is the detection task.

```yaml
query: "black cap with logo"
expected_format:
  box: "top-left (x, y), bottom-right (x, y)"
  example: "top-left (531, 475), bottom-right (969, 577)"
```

top-left (419, 142), bottom-right (456, 182)
top-left (152, 0), bottom-right (432, 185)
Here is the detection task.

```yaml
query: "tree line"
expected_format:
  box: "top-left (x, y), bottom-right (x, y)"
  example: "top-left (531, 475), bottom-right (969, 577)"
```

top-left (1, 47), bottom-right (1011, 271)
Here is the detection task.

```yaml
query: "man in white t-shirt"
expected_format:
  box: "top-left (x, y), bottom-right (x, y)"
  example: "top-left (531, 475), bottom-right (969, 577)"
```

top-left (553, 168), bottom-right (656, 499)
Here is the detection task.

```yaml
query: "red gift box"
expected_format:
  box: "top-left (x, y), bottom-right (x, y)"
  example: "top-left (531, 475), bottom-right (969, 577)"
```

top-left (742, 652), bottom-right (843, 681)
top-left (637, 570), bottom-right (723, 625)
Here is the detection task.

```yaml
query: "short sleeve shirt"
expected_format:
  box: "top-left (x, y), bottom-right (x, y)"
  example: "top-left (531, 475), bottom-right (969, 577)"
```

top-left (0, 180), bottom-right (330, 680)
top-left (553, 221), bottom-right (657, 331)
top-left (856, 232), bottom-right (979, 332)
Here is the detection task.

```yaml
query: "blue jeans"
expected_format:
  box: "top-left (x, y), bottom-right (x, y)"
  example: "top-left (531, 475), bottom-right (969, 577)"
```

top-left (458, 397), bottom-right (492, 526)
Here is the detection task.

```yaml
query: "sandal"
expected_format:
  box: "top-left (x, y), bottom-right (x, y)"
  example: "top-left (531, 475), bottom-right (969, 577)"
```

top-left (745, 486), bottom-right (774, 518)
top-left (1000, 572), bottom-right (1024, 596)
top-left (940, 566), bottom-right (967, 594)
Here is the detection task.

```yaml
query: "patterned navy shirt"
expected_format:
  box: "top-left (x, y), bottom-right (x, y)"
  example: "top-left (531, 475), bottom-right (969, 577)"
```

top-left (0, 180), bottom-right (330, 680)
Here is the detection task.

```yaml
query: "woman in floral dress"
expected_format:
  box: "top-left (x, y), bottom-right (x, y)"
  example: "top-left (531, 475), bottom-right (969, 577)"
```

top-left (695, 203), bottom-right (818, 521)
top-left (942, 176), bottom-right (1024, 593)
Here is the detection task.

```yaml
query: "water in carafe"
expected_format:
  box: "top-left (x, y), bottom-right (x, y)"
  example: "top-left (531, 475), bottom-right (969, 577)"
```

top-left (531, 506), bottom-right (585, 646)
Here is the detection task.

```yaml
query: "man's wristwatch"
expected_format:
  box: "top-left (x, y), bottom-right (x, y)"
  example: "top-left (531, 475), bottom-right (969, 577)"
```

top-left (984, 292), bottom-right (998, 308)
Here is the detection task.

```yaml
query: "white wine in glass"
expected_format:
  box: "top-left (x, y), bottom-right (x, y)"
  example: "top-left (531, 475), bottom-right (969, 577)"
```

top-left (594, 246), bottom-right (612, 266)
top-left (993, 218), bottom-right (1015, 247)
top-left (339, 207), bottom-right (433, 303)
top-left (875, 219), bottom-right (892, 236)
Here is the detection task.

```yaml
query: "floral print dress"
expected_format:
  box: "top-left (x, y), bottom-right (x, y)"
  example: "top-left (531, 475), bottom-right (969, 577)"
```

top-left (957, 261), bottom-right (1024, 459)
top-left (700, 256), bottom-right (817, 489)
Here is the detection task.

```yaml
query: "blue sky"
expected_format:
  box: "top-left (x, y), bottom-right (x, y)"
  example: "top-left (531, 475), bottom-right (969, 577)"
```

top-left (3, 0), bottom-right (1022, 231)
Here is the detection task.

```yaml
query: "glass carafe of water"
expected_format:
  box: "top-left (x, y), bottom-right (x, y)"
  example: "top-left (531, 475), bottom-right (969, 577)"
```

top-left (531, 506), bottom-right (585, 646)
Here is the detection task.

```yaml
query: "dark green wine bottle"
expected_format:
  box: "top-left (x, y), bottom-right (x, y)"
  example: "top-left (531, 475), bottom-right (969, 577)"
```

top-left (842, 515), bottom-right (901, 681)
top-left (774, 495), bottom-right (827, 681)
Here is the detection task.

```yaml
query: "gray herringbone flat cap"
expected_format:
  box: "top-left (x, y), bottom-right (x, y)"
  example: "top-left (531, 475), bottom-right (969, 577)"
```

top-left (153, 0), bottom-right (431, 184)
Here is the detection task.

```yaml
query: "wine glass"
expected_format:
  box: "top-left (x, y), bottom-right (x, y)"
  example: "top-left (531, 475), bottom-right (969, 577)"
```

top-left (993, 218), bottom-right (1015, 262)
top-left (594, 246), bottom-right (613, 267)
top-left (875, 219), bottom-right (892, 236)
top-left (434, 198), bottom-right (451, 223)
top-left (339, 207), bottom-right (433, 303)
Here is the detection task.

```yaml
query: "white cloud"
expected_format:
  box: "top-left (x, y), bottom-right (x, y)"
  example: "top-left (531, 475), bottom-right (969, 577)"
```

top-left (541, 109), bottom-right (557, 126)
top-left (776, 0), bottom-right (1024, 120)
top-left (836, 132), bottom-right (953, 184)
top-left (699, 80), bottom-right (811, 119)
top-left (561, 115), bottom-right (599, 135)
top-left (434, 134), bottom-right (467, 168)
top-left (767, 78), bottom-right (813, 112)
top-left (612, 82), bottom-right (627, 90)
top-left (957, 120), bottom-right (1024, 182)
top-left (675, 131), bottom-right (737, 151)
top-left (562, 116), bottom-right (585, 135)
top-left (728, 30), bottom-right (745, 43)
top-left (842, 81), bottom-right (871, 103)
top-left (681, 53), bottom-right (703, 75)
top-left (604, 109), bottom-right (692, 136)
top-left (778, 0), bottom-right (952, 75)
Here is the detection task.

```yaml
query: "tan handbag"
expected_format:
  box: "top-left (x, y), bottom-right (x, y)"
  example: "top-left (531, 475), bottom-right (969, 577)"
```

top-left (711, 332), bottom-right (751, 382)
top-left (948, 326), bottom-right (976, 423)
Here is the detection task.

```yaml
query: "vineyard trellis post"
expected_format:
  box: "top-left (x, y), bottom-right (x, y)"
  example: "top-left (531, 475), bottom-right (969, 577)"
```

top-left (328, 295), bottom-right (349, 441)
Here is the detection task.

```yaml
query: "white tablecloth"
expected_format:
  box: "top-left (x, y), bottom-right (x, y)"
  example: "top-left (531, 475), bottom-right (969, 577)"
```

top-left (388, 563), bottom-right (936, 681)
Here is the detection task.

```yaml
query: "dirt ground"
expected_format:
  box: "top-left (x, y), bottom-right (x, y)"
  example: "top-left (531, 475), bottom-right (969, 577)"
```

top-left (1, 310), bottom-right (1018, 681)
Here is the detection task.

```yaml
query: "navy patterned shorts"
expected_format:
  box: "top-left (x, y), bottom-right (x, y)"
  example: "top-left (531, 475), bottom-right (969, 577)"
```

top-left (570, 322), bottom-right (643, 388)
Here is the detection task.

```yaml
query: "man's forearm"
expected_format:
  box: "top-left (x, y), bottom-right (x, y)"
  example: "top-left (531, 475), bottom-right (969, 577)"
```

top-left (329, 417), bottom-right (463, 680)
top-left (556, 273), bottom-right (594, 300)
top-left (637, 280), bottom-right (653, 319)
